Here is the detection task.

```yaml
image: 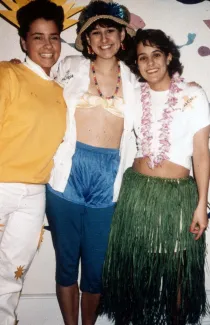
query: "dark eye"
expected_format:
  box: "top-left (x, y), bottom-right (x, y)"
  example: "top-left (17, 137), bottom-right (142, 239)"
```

top-left (51, 36), bottom-right (60, 41)
top-left (154, 52), bottom-right (161, 58)
top-left (107, 28), bottom-right (115, 33)
top-left (139, 56), bottom-right (147, 62)
top-left (34, 35), bottom-right (42, 40)
top-left (91, 31), bottom-right (100, 35)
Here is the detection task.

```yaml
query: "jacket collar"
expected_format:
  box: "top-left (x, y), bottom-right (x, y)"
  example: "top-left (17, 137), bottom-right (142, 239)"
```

top-left (23, 56), bottom-right (54, 81)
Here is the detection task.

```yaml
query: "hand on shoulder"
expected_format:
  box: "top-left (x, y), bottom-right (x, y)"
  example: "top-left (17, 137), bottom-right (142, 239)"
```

top-left (187, 81), bottom-right (201, 88)
top-left (10, 58), bottom-right (22, 64)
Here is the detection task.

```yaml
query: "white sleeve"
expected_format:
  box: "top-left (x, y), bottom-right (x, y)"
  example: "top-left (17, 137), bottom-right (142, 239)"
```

top-left (55, 56), bottom-right (73, 84)
top-left (190, 87), bottom-right (210, 136)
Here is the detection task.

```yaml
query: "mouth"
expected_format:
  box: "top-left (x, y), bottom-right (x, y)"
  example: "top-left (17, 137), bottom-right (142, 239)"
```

top-left (147, 68), bottom-right (158, 73)
top-left (40, 53), bottom-right (54, 58)
top-left (147, 69), bottom-right (158, 74)
top-left (100, 45), bottom-right (112, 50)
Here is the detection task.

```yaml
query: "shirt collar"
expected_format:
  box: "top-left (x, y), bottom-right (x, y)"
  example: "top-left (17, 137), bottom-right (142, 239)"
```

top-left (23, 56), bottom-right (54, 81)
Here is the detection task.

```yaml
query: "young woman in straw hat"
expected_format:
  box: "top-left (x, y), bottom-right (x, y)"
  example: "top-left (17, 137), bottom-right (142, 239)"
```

top-left (100, 29), bottom-right (210, 325)
top-left (45, 1), bottom-right (137, 324)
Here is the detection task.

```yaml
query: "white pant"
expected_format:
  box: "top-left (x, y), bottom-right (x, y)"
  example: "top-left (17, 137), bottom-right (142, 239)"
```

top-left (0, 183), bottom-right (45, 325)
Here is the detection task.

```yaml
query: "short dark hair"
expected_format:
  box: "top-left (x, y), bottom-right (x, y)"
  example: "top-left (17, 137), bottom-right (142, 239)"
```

top-left (132, 28), bottom-right (183, 81)
top-left (81, 18), bottom-right (135, 67)
top-left (17, 0), bottom-right (64, 40)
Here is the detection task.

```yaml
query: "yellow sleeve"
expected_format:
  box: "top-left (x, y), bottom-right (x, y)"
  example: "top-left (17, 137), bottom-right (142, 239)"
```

top-left (0, 62), bottom-right (11, 131)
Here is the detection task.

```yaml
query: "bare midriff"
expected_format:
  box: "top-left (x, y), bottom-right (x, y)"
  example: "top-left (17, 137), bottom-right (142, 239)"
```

top-left (75, 105), bottom-right (123, 149)
top-left (133, 157), bottom-right (190, 179)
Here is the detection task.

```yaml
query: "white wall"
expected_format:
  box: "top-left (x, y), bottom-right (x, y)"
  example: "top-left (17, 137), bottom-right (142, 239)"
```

top-left (0, 0), bottom-right (210, 324)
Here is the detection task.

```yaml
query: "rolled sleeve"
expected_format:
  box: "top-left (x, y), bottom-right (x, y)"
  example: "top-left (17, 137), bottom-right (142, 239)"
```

top-left (191, 88), bottom-right (210, 136)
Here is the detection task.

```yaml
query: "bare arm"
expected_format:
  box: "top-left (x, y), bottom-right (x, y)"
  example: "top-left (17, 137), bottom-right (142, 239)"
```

top-left (190, 126), bottom-right (210, 240)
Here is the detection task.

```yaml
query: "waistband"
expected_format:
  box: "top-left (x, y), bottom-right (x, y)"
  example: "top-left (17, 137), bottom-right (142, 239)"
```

top-left (0, 182), bottom-right (45, 194)
top-left (126, 167), bottom-right (194, 184)
top-left (76, 141), bottom-right (119, 155)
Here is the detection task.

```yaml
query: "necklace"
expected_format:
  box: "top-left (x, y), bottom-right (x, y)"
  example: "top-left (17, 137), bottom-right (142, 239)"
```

top-left (91, 61), bottom-right (121, 99)
top-left (140, 73), bottom-right (184, 169)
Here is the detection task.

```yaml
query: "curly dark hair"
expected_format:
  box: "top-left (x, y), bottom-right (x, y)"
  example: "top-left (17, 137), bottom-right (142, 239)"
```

top-left (131, 28), bottom-right (183, 81)
top-left (17, 0), bottom-right (64, 40)
top-left (80, 18), bottom-right (136, 68)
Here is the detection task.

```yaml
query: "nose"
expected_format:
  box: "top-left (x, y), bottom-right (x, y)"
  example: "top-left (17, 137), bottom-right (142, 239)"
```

top-left (101, 32), bottom-right (108, 43)
top-left (147, 56), bottom-right (155, 67)
top-left (44, 37), bottom-right (53, 48)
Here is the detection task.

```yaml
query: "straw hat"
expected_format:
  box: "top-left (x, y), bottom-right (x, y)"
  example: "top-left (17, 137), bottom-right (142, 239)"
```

top-left (75, 0), bottom-right (135, 51)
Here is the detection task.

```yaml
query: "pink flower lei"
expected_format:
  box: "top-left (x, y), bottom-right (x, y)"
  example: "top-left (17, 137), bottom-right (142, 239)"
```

top-left (140, 73), bottom-right (184, 169)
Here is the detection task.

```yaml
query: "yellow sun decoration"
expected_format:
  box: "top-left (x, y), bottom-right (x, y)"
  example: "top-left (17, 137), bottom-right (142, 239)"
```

top-left (0, 0), bottom-right (84, 30)
top-left (37, 225), bottom-right (45, 250)
top-left (14, 265), bottom-right (25, 280)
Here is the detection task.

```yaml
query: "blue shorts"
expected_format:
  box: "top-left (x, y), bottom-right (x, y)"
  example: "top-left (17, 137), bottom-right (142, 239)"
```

top-left (46, 142), bottom-right (120, 293)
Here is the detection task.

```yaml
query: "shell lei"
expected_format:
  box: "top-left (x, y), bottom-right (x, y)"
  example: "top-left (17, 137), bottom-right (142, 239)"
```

top-left (140, 73), bottom-right (184, 169)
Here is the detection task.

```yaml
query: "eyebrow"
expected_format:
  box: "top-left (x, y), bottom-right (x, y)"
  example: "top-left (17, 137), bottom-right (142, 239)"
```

top-left (137, 49), bottom-right (162, 57)
top-left (31, 32), bottom-right (59, 36)
top-left (91, 26), bottom-right (116, 31)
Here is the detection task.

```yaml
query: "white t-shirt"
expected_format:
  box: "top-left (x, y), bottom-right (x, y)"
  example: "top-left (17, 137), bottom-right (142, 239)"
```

top-left (135, 83), bottom-right (210, 170)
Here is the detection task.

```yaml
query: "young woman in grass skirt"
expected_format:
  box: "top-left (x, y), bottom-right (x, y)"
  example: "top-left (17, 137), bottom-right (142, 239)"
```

top-left (99, 29), bottom-right (210, 325)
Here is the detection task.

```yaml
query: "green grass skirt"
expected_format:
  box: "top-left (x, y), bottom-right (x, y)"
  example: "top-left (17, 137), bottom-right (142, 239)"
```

top-left (99, 168), bottom-right (208, 325)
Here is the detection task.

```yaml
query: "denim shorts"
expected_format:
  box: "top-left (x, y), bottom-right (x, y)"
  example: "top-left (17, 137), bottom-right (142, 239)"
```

top-left (46, 142), bottom-right (120, 293)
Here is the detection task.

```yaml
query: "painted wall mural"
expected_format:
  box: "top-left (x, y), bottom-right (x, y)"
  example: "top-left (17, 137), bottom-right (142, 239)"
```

top-left (0, 0), bottom-right (84, 30)
top-left (0, 0), bottom-right (208, 58)
top-left (198, 19), bottom-right (210, 56)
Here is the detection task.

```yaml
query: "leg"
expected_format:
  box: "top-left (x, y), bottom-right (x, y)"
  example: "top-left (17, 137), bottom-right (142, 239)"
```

top-left (171, 287), bottom-right (188, 325)
top-left (80, 205), bottom-right (114, 325)
top-left (0, 184), bottom-right (45, 325)
top-left (81, 292), bottom-right (100, 325)
top-left (46, 190), bottom-right (84, 325)
top-left (56, 283), bottom-right (79, 325)
top-left (171, 253), bottom-right (189, 325)
top-left (0, 201), bottom-right (21, 325)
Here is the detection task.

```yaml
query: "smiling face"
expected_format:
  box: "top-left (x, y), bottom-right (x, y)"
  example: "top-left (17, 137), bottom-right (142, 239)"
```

top-left (86, 24), bottom-right (125, 60)
top-left (137, 42), bottom-right (172, 91)
top-left (21, 18), bottom-right (61, 75)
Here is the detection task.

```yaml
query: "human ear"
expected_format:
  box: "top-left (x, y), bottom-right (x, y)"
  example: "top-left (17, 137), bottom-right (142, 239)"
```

top-left (20, 37), bottom-right (27, 52)
top-left (167, 53), bottom-right (172, 65)
top-left (120, 28), bottom-right (126, 42)
top-left (86, 34), bottom-right (91, 46)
